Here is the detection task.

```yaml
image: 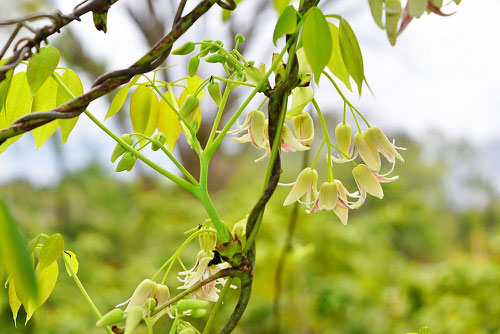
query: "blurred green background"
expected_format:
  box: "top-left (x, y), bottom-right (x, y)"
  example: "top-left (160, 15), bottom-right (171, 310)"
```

top-left (1, 135), bottom-right (499, 334)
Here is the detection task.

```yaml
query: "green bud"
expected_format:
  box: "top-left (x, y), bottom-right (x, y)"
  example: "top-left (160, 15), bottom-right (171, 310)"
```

top-left (124, 306), bottom-right (143, 334)
top-left (172, 41), bottom-right (195, 55)
top-left (187, 56), bottom-right (200, 77)
top-left (111, 134), bottom-right (134, 162)
top-left (205, 54), bottom-right (225, 63)
top-left (96, 309), bottom-right (125, 327)
top-left (116, 152), bottom-right (137, 172)
top-left (145, 298), bottom-right (157, 314)
top-left (190, 309), bottom-right (207, 318)
top-left (151, 132), bottom-right (167, 151)
top-left (235, 33), bottom-right (245, 43)
top-left (199, 39), bottom-right (212, 57)
top-left (179, 94), bottom-right (200, 123)
top-left (208, 40), bottom-right (224, 53)
top-left (207, 81), bottom-right (222, 106)
top-left (335, 123), bottom-right (352, 156)
top-left (174, 299), bottom-right (210, 312)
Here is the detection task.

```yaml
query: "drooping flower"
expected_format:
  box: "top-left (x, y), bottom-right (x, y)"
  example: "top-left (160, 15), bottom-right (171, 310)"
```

top-left (365, 126), bottom-right (405, 164)
top-left (351, 164), bottom-right (398, 208)
top-left (283, 167), bottom-right (318, 207)
top-left (293, 112), bottom-right (314, 147)
top-left (352, 131), bottom-right (381, 172)
top-left (280, 124), bottom-right (310, 152)
top-left (231, 109), bottom-right (267, 149)
top-left (116, 279), bottom-right (171, 319)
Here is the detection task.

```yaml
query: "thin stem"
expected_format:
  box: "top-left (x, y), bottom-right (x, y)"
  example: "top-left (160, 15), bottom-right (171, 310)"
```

top-left (212, 75), bottom-right (255, 87)
top-left (198, 189), bottom-right (231, 243)
top-left (343, 101), bottom-right (346, 124)
top-left (62, 253), bottom-right (113, 334)
top-left (202, 277), bottom-right (234, 334)
top-left (312, 98), bottom-right (333, 181)
top-left (206, 78), bottom-right (233, 147)
top-left (350, 105), bottom-right (362, 132)
top-left (311, 140), bottom-right (325, 169)
top-left (232, 50), bottom-right (249, 66)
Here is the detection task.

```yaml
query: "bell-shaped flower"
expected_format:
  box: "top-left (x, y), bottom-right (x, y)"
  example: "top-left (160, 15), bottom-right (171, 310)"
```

top-left (283, 167), bottom-right (318, 207)
top-left (352, 131), bottom-right (381, 172)
top-left (230, 109), bottom-right (268, 150)
top-left (330, 122), bottom-right (356, 164)
top-left (281, 124), bottom-right (310, 152)
top-left (365, 126), bottom-right (405, 164)
top-left (351, 164), bottom-right (398, 207)
top-left (293, 113), bottom-right (314, 147)
top-left (116, 279), bottom-right (171, 319)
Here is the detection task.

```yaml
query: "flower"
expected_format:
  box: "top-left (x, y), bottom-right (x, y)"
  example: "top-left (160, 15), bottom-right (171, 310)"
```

top-left (116, 279), bottom-right (171, 318)
top-left (283, 167), bottom-right (318, 207)
top-left (351, 164), bottom-right (398, 207)
top-left (293, 113), bottom-right (314, 147)
top-left (280, 124), bottom-right (310, 152)
top-left (231, 109), bottom-right (267, 149)
top-left (365, 126), bottom-right (405, 164)
top-left (353, 131), bottom-right (381, 172)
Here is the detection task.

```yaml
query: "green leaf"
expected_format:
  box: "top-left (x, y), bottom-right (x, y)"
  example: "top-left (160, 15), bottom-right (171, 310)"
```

top-left (418, 327), bottom-right (433, 334)
top-left (145, 93), bottom-right (159, 137)
top-left (286, 86), bottom-right (313, 119)
top-left (0, 199), bottom-right (38, 304)
top-left (273, 5), bottom-right (297, 46)
top-left (26, 46), bottom-right (60, 95)
top-left (339, 18), bottom-right (365, 94)
top-left (31, 77), bottom-right (58, 149)
top-left (38, 233), bottom-right (64, 271)
top-left (63, 250), bottom-right (79, 277)
top-left (273, 0), bottom-right (290, 14)
top-left (25, 261), bottom-right (59, 324)
top-left (158, 94), bottom-right (181, 152)
top-left (302, 7), bottom-right (332, 84)
top-left (0, 72), bottom-right (32, 154)
top-left (105, 75), bottom-right (139, 120)
top-left (327, 23), bottom-right (352, 91)
top-left (130, 86), bottom-right (153, 134)
top-left (409, 0), bottom-right (429, 18)
top-left (8, 279), bottom-right (22, 326)
top-left (56, 70), bottom-right (83, 145)
top-left (0, 58), bottom-right (14, 111)
top-left (368, 0), bottom-right (384, 28)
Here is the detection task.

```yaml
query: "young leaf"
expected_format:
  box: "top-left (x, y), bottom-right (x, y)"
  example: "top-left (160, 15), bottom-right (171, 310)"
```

top-left (273, 5), bottom-right (297, 46)
top-left (144, 92), bottom-right (159, 137)
top-left (273, 0), bottom-right (290, 14)
top-left (105, 76), bottom-right (140, 120)
top-left (0, 58), bottom-right (13, 111)
top-left (286, 86), bottom-right (313, 119)
top-left (8, 278), bottom-right (22, 326)
top-left (369, 0), bottom-right (384, 28)
top-left (409, 0), bottom-right (429, 18)
top-left (26, 46), bottom-right (60, 95)
top-left (418, 327), bottom-right (433, 334)
top-left (25, 261), bottom-right (59, 324)
top-left (130, 86), bottom-right (153, 134)
top-left (57, 70), bottom-right (84, 145)
top-left (339, 18), bottom-right (365, 94)
top-left (0, 200), bottom-right (38, 304)
top-left (0, 72), bottom-right (33, 154)
top-left (327, 23), bottom-right (352, 91)
top-left (302, 7), bottom-right (332, 84)
top-left (38, 233), bottom-right (64, 271)
top-left (31, 77), bottom-right (59, 149)
top-left (63, 250), bottom-right (79, 277)
top-left (158, 94), bottom-right (181, 152)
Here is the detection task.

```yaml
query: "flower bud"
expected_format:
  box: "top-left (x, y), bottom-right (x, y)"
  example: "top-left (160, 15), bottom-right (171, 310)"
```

top-left (123, 279), bottom-right (156, 311)
top-left (172, 41), bottom-right (195, 55)
top-left (179, 94), bottom-right (199, 123)
top-left (124, 306), bottom-right (143, 334)
top-left (244, 66), bottom-right (265, 85)
top-left (353, 131), bottom-right (381, 172)
top-left (352, 164), bottom-right (383, 199)
top-left (145, 298), bottom-right (157, 314)
top-left (385, 0), bottom-right (402, 46)
top-left (231, 216), bottom-right (247, 240)
top-left (175, 299), bottom-right (210, 312)
top-left (151, 132), bottom-right (167, 151)
top-left (235, 33), bottom-right (245, 43)
top-left (154, 284), bottom-right (170, 309)
top-left (335, 123), bottom-right (352, 156)
top-left (96, 309), bottom-right (125, 327)
top-left (187, 56), bottom-right (200, 77)
top-left (208, 81), bottom-right (222, 106)
top-left (205, 54), bottom-right (225, 63)
top-left (283, 167), bottom-right (318, 206)
top-left (190, 308), bottom-right (207, 318)
top-left (199, 39), bottom-right (212, 57)
top-left (293, 113), bottom-right (314, 147)
top-left (116, 152), bottom-right (137, 172)
top-left (199, 231), bottom-right (217, 251)
top-left (111, 134), bottom-right (134, 162)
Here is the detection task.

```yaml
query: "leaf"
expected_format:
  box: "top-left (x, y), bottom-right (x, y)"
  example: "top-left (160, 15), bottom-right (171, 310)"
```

top-left (273, 5), bottom-right (297, 46)
top-left (339, 18), bottom-right (365, 94)
top-left (222, 0), bottom-right (242, 21)
top-left (0, 199), bottom-right (38, 304)
top-left (130, 86), bottom-right (153, 134)
top-left (106, 76), bottom-right (140, 119)
top-left (63, 251), bottom-right (79, 277)
top-left (273, 0), bottom-right (290, 13)
top-left (368, 0), bottom-right (384, 28)
top-left (286, 86), bottom-right (313, 119)
top-left (409, 0), bottom-right (429, 18)
top-left (327, 23), bottom-right (352, 91)
top-left (0, 58), bottom-right (14, 111)
top-left (57, 70), bottom-right (83, 145)
top-left (31, 77), bottom-right (59, 149)
top-left (38, 233), bottom-right (64, 271)
top-left (158, 94), bottom-right (181, 152)
top-left (0, 72), bottom-right (33, 154)
top-left (144, 92), bottom-right (159, 137)
top-left (8, 279), bottom-right (22, 326)
top-left (25, 261), bottom-right (59, 324)
top-left (418, 327), bottom-right (433, 334)
top-left (26, 46), bottom-right (60, 95)
top-left (302, 7), bottom-right (332, 84)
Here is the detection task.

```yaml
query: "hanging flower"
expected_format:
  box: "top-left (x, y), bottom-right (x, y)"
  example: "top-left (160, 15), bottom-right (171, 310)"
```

top-left (352, 131), bottom-right (381, 172)
top-left (231, 109), bottom-right (267, 149)
top-left (365, 126), bottom-right (405, 164)
top-left (350, 164), bottom-right (399, 208)
top-left (283, 167), bottom-right (318, 207)
top-left (292, 112), bottom-right (315, 147)
top-left (116, 279), bottom-right (171, 319)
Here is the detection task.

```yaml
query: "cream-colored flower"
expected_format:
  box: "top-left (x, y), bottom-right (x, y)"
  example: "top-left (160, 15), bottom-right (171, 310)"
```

top-left (283, 168), bottom-right (318, 207)
top-left (350, 164), bottom-right (398, 208)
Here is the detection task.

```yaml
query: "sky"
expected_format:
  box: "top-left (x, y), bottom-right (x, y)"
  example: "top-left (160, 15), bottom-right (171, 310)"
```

top-left (0, 0), bottom-right (499, 187)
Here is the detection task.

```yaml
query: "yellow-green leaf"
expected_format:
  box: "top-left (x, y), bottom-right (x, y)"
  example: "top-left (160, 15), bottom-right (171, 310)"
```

top-left (368, 0), bottom-right (384, 28)
top-left (0, 58), bottom-right (14, 111)
top-left (0, 199), bottom-right (38, 304)
top-left (57, 70), bottom-right (83, 145)
top-left (8, 279), bottom-right (22, 326)
top-left (339, 18), bottom-right (365, 94)
top-left (0, 72), bottom-right (32, 154)
top-left (273, 5), bottom-right (297, 46)
top-left (302, 7), bottom-right (332, 84)
top-left (144, 92), bottom-right (159, 137)
top-left (286, 86), bottom-right (313, 119)
top-left (158, 94), bottom-right (181, 152)
top-left (273, 0), bottom-right (290, 14)
top-left (105, 75), bottom-right (140, 120)
top-left (38, 233), bottom-right (64, 271)
top-left (409, 0), bottom-right (428, 18)
top-left (63, 250), bottom-right (79, 277)
top-left (26, 46), bottom-right (60, 95)
top-left (130, 86), bottom-right (153, 134)
top-left (327, 23), bottom-right (352, 91)
top-left (25, 261), bottom-right (59, 324)
top-left (31, 77), bottom-right (58, 149)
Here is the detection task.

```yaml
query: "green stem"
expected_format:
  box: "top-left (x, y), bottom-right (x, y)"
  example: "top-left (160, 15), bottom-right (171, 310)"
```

top-left (312, 98), bottom-right (333, 181)
top-left (206, 78), bottom-right (233, 147)
top-left (202, 277), bottom-right (234, 334)
top-left (198, 188), bottom-right (231, 243)
top-left (62, 253), bottom-right (113, 334)
top-left (212, 75), bottom-right (255, 87)
top-left (311, 140), bottom-right (325, 169)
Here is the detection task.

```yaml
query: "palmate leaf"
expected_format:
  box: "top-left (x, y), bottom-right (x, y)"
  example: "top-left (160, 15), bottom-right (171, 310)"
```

top-left (56, 69), bottom-right (83, 145)
top-left (31, 77), bottom-right (59, 149)
top-left (273, 5), bottom-right (297, 46)
top-left (26, 46), bottom-right (60, 95)
top-left (339, 18), bottom-right (365, 94)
